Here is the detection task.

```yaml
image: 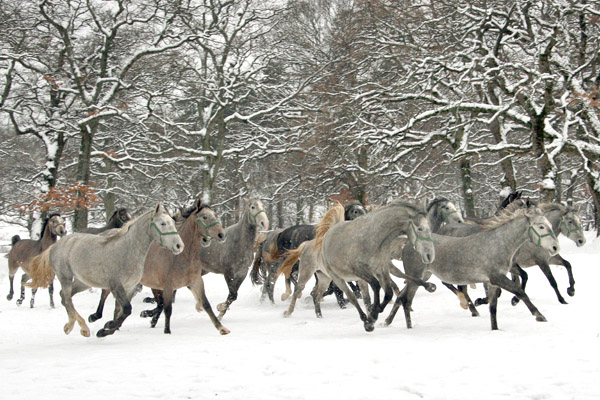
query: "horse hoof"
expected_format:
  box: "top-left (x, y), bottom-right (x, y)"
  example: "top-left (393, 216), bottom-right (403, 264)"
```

top-left (567, 287), bottom-right (575, 297)
top-left (511, 297), bottom-right (520, 306)
top-left (425, 283), bottom-right (436, 293)
top-left (96, 328), bottom-right (115, 337)
top-left (559, 298), bottom-right (568, 305)
top-left (163, 329), bottom-right (171, 335)
top-left (471, 311), bottom-right (480, 317)
top-left (64, 324), bottom-right (74, 335)
top-left (219, 327), bottom-right (230, 335)
top-left (143, 297), bottom-right (156, 304)
top-left (536, 315), bottom-right (547, 322)
top-left (81, 328), bottom-right (90, 337)
top-left (364, 322), bottom-right (375, 332)
top-left (16, 299), bottom-right (23, 306)
top-left (140, 310), bottom-right (152, 318)
top-left (88, 314), bottom-right (99, 323)
top-left (104, 320), bottom-right (119, 330)
top-left (283, 311), bottom-right (291, 318)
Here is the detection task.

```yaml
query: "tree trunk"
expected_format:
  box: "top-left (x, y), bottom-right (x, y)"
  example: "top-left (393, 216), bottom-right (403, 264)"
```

top-left (585, 170), bottom-right (600, 236)
top-left (73, 124), bottom-right (95, 231)
top-left (459, 157), bottom-right (476, 218)
top-left (277, 200), bottom-right (284, 229)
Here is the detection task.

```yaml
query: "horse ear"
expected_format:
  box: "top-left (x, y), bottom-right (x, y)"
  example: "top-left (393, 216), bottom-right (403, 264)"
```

top-left (194, 197), bottom-right (203, 211)
top-left (153, 203), bottom-right (164, 216)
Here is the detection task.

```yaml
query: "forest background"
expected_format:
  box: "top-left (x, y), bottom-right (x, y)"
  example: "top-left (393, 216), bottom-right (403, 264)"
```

top-left (1, 0), bottom-right (599, 237)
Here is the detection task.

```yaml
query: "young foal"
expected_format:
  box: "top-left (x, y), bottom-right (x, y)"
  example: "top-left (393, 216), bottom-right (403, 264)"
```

top-left (6, 214), bottom-right (67, 308)
top-left (27, 204), bottom-right (183, 337)
top-left (387, 207), bottom-right (560, 330)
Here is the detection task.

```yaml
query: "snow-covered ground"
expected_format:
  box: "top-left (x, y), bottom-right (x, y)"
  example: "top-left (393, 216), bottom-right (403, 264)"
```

top-left (0, 230), bottom-right (598, 400)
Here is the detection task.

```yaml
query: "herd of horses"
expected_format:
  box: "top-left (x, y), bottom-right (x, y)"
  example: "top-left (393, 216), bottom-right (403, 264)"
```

top-left (3, 191), bottom-right (586, 338)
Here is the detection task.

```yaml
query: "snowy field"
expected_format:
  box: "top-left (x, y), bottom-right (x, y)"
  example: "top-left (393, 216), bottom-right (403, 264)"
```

top-left (0, 229), bottom-right (599, 400)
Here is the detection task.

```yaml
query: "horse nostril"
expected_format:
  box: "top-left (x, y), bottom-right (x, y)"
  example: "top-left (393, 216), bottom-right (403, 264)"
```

top-left (552, 246), bottom-right (558, 253)
top-left (218, 233), bottom-right (224, 240)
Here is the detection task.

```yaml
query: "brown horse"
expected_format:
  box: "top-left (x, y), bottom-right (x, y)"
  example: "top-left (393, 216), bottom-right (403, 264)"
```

top-left (6, 214), bottom-right (67, 308)
top-left (137, 199), bottom-right (229, 335)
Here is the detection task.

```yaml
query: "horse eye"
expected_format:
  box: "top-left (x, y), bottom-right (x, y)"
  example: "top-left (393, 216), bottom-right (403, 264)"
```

top-left (161, 222), bottom-right (166, 226)
top-left (417, 227), bottom-right (423, 232)
top-left (203, 215), bottom-right (208, 220)
top-left (539, 226), bottom-right (545, 230)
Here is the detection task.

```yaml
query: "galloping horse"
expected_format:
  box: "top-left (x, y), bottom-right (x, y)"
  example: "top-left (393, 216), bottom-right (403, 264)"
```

top-left (280, 201), bottom-right (436, 332)
top-left (27, 204), bottom-right (183, 338)
top-left (141, 198), bottom-right (269, 326)
top-left (6, 214), bottom-right (67, 308)
top-left (387, 206), bottom-right (560, 330)
top-left (138, 198), bottom-right (228, 334)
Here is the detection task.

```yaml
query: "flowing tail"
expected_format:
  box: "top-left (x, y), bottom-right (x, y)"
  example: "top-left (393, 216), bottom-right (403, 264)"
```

top-left (276, 241), bottom-right (307, 279)
top-left (250, 240), bottom-right (266, 286)
top-left (25, 247), bottom-right (55, 289)
top-left (314, 202), bottom-right (345, 253)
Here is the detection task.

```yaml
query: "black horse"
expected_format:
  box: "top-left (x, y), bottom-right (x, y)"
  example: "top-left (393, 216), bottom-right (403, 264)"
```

top-left (79, 208), bottom-right (132, 234)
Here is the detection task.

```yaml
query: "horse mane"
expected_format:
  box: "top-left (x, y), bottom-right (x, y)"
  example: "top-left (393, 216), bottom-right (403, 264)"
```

top-left (538, 202), bottom-right (569, 215)
top-left (479, 205), bottom-right (541, 231)
top-left (375, 199), bottom-right (426, 219)
top-left (426, 198), bottom-right (449, 213)
top-left (314, 202), bottom-right (345, 252)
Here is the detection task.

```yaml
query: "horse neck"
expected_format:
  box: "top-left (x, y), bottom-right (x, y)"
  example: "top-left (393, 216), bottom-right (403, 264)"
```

top-left (427, 208), bottom-right (443, 233)
top-left (543, 209), bottom-right (563, 235)
top-left (234, 212), bottom-right (258, 244)
top-left (367, 208), bottom-right (412, 250)
top-left (123, 212), bottom-right (155, 258)
top-left (177, 214), bottom-right (202, 262)
top-left (39, 225), bottom-right (57, 250)
top-left (483, 217), bottom-right (530, 259)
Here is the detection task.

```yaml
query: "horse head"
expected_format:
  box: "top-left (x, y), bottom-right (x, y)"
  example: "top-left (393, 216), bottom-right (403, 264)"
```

top-left (526, 209), bottom-right (560, 256)
top-left (193, 200), bottom-right (226, 247)
top-left (406, 212), bottom-right (435, 264)
top-left (47, 214), bottom-right (67, 237)
top-left (560, 209), bottom-right (586, 247)
top-left (246, 199), bottom-right (269, 231)
top-left (150, 203), bottom-right (184, 255)
top-left (344, 201), bottom-right (367, 220)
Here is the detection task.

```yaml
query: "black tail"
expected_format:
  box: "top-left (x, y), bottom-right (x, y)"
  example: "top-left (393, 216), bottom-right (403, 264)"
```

top-left (11, 235), bottom-right (21, 246)
top-left (250, 241), bottom-right (266, 286)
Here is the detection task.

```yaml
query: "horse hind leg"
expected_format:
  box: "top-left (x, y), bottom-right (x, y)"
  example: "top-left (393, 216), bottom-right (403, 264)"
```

top-left (60, 279), bottom-right (91, 337)
top-left (88, 289), bottom-right (110, 323)
top-left (7, 273), bottom-right (15, 301)
top-left (489, 273), bottom-right (547, 326)
top-left (48, 282), bottom-right (55, 308)
top-left (217, 273), bottom-right (245, 320)
top-left (16, 273), bottom-right (29, 306)
top-left (97, 283), bottom-right (132, 337)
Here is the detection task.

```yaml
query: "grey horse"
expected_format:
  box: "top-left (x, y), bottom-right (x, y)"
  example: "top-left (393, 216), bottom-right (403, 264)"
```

top-left (27, 204), bottom-right (183, 338)
top-left (387, 207), bottom-right (560, 330)
top-left (282, 200), bottom-right (436, 332)
top-left (440, 202), bottom-right (585, 309)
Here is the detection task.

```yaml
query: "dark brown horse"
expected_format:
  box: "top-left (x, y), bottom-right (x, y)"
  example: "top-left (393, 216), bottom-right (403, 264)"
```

top-left (137, 199), bottom-right (228, 334)
top-left (5, 214), bottom-right (67, 308)
top-left (79, 208), bottom-right (131, 234)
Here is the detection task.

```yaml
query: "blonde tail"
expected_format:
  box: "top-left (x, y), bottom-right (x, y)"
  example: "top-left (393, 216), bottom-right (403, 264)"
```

top-left (276, 242), bottom-right (307, 279)
top-left (26, 247), bottom-right (55, 289)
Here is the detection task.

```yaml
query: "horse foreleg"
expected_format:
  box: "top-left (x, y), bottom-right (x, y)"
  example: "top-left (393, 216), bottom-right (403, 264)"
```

top-left (283, 261), bottom-right (316, 318)
top-left (487, 285), bottom-right (501, 331)
top-left (328, 271), bottom-right (373, 332)
top-left (390, 264), bottom-right (436, 293)
top-left (442, 282), bottom-right (465, 309)
top-left (88, 289), bottom-right (110, 323)
top-left (538, 261), bottom-right (567, 304)
top-left (281, 276), bottom-right (293, 301)
top-left (189, 277), bottom-right (230, 335)
top-left (510, 264), bottom-right (527, 306)
top-left (217, 273), bottom-right (245, 320)
top-left (458, 285), bottom-right (479, 317)
top-left (556, 255), bottom-right (575, 297)
top-left (489, 273), bottom-right (547, 325)
top-left (358, 280), bottom-right (371, 310)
